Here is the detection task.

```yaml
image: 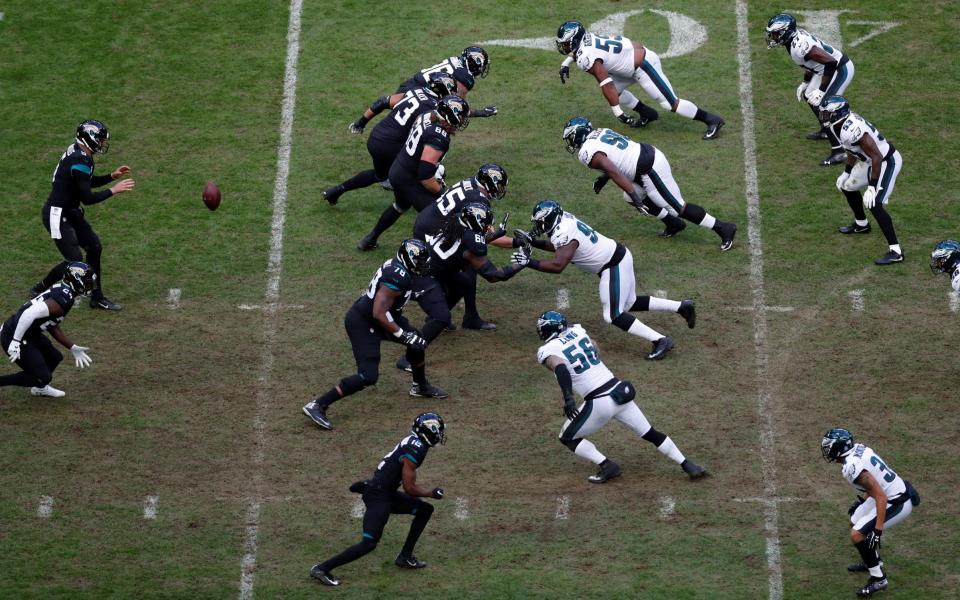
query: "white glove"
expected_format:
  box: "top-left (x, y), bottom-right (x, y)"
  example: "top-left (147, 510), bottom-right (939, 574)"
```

top-left (7, 340), bottom-right (21, 362)
top-left (807, 88), bottom-right (824, 107)
top-left (70, 344), bottom-right (92, 368)
top-left (836, 172), bottom-right (850, 192)
top-left (511, 246), bottom-right (531, 266)
top-left (796, 82), bottom-right (808, 103)
top-left (434, 164), bottom-right (446, 188)
top-left (862, 186), bottom-right (877, 209)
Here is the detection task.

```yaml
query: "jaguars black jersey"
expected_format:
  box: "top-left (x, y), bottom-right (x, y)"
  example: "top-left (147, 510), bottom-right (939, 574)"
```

top-left (47, 144), bottom-right (114, 210)
top-left (413, 179), bottom-right (490, 276)
top-left (354, 258), bottom-right (414, 320)
top-left (2, 284), bottom-right (76, 338)
top-left (393, 113), bottom-right (450, 178)
top-left (369, 433), bottom-right (429, 490)
top-left (397, 56), bottom-right (464, 93)
top-left (370, 87), bottom-right (438, 147)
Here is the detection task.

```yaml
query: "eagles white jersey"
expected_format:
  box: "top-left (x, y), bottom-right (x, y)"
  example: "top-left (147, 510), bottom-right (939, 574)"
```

top-left (537, 324), bottom-right (615, 397)
top-left (549, 213), bottom-right (617, 274)
top-left (789, 29), bottom-right (843, 73)
top-left (838, 113), bottom-right (891, 165)
top-left (575, 33), bottom-right (636, 77)
top-left (578, 128), bottom-right (642, 180)
top-left (952, 267), bottom-right (960, 292)
top-left (842, 444), bottom-right (907, 499)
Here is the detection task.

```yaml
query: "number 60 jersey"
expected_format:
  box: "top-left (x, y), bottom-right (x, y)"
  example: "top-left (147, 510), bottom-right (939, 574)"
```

top-left (537, 324), bottom-right (615, 397)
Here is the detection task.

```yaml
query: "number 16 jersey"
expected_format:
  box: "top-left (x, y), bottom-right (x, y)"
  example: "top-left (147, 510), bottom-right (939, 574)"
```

top-left (537, 324), bottom-right (615, 397)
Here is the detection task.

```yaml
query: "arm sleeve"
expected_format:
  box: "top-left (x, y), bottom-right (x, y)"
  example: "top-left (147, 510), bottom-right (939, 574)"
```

top-left (476, 259), bottom-right (522, 282)
top-left (554, 363), bottom-right (575, 400)
top-left (72, 167), bottom-right (113, 205)
top-left (12, 301), bottom-right (51, 341)
top-left (91, 173), bottom-right (113, 187)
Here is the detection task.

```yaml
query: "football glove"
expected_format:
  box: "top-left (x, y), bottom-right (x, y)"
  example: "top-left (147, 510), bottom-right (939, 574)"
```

top-left (836, 172), bottom-right (850, 192)
top-left (866, 529), bottom-right (882, 550)
top-left (559, 64), bottom-right (570, 84)
top-left (400, 330), bottom-right (427, 351)
top-left (862, 186), bottom-right (877, 209)
top-left (563, 396), bottom-right (579, 421)
top-left (487, 211), bottom-right (509, 242)
top-left (511, 246), bottom-right (531, 266)
top-left (617, 113), bottom-right (642, 128)
top-left (473, 105), bottom-right (498, 118)
top-left (796, 82), bottom-right (808, 103)
top-left (848, 495), bottom-right (865, 516)
top-left (431, 487), bottom-right (444, 499)
top-left (806, 88), bottom-right (825, 107)
top-left (7, 339), bottom-right (21, 362)
top-left (70, 344), bottom-right (92, 368)
top-left (348, 119), bottom-right (365, 135)
top-left (512, 229), bottom-right (535, 248)
top-left (593, 173), bottom-right (610, 194)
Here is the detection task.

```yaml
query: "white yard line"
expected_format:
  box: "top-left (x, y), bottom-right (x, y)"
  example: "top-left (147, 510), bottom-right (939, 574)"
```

top-left (848, 289), bottom-right (865, 313)
top-left (726, 305), bottom-right (796, 313)
top-left (350, 497), bottom-right (365, 518)
top-left (949, 291), bottom-right (959, 313)
top-left (736, 3), bottom-right (783, 599)
top-left (144, 495), bottom-right (159, 520)
top-left (237, 1), bottom-right (303, 598)
top-left (556, 288), bottom-right (570, 310)
top-left (454, 497), bottom-right (469, 521)
top-left (659, 496), bottom-right (675, 519)
top-left (238, 303), bottom-right (305, 311)
top-left (554, 495), bottom-right (570, 520)
top-left (167, 288), bottom-right (181, 309)
top-left (654, 289), bottom-right (668, 298)
top-left (37, 495), bottom-right (54, 518)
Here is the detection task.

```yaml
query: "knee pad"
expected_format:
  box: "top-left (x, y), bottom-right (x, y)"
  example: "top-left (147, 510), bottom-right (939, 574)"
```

top-left (341, 373), bottom-right (373, 394)
top-left (658, 98), bottom-right (673, 111)
top-left (641, 427), bottom-right (666, 446)
top-left (560, 437), bottom-right (582, 452)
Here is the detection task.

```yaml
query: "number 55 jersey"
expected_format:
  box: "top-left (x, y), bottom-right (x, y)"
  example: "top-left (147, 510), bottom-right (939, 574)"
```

top-left (537, 324), bottom-right (614, 397)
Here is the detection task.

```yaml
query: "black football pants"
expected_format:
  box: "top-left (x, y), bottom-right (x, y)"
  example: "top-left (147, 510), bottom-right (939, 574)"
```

top-left (40, 206), bottom-right (104, 297)
top-left (0, 329), bottom-right (63, 388)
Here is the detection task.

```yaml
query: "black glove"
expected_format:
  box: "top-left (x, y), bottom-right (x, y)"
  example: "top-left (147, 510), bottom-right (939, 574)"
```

top-left (512, 228), bottom-right (534, 248)
top-left (486, 211), bottom-right (510, 241)
top-left (847, 495), bottom-right (865, 516)
top-left (431, 487), bottom-right (444, 499)
top-left (349, 480), bottom-right (369, 494)
top-left (400, 329), bottom-right (427, 351)
top-left (617, 113), bottom-right (641, 127)
top-left (563, 396), bottom-right (579, 421)
top-left (473, 105), bottom-right (498, 118)
top-left (348, 119), bottom-right (366, 135)
top-left (593, 173), bottom-right (610, 194)
top-left (559, 65), bottom-right (570, 84)
top-left (866, 529), bottom-right (882, 550)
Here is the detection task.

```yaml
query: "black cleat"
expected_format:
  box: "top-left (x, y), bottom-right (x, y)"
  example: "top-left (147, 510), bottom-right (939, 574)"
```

top-left (380, 179), bottom-right (394, 191)
top-left (635, 102), bottom-right (660, 123)
top-left (395, 554), bottom-right (427, 569)
top-left (588, 459), bottom-right (622, 484)
top-left (848, 563), bottom-right (869, 573)
top-left (410, 383), bottom-right (449, 399)
top-left (348, 479), bottom-right (369, 494)
top-left (323, 185), bottom-right (345, 205)
top-left (445, 322), bottom-right (457, 332)
top-left (90, 296), bottom-right (122, 311)
top-left (461, 318), bottom-right (497, 331)
top-left (717, 222), bottom-right (737, 251)
top-left (309, 565), bottom-right (340, 586)
top-left (396, 356), bottom-right (413, 372)
top-left (821, 150), bottom-right (847, 166)
top-left (856, 576), bottom-right (888, 597)
top-left (806, 129), bottom-right (830, 141)
top-left (681, 459), bottom-right (707, 479)
top-left (659, 219), bottom-right (686, 238)
top-left (838, 222), bottom-right (871, 235)
top-left (678, 299), bottom-right (696, 329)
top-left (647, 336), bottom-right (673, 361)
top-left (874, 250), bottom-right (904, 266)
top-left (27, 281), bottom-right (45, 299)
top-left (357, 232), bottom-right (379, 251)
top-left (302, 401), bottom-right (333, 430)
top-left (703, 118), bottom-right (725, 140)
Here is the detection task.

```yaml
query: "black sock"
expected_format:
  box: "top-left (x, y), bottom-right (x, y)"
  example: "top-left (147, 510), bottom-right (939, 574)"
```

top-left (682, 203), bottom-right (707, 225)
top-left (843, 190), bottom-right (868, 221)
top-left (693, 108), bottom-right (708, 123)
top-left (633, 101), bottom-right (659, 121)
top-left (662, 213), bottom-right (684, 228)
top-left (854, 540), bottom-right (881, 570)
top-left (318, 538), bottom-right (378, 572)
top-left (630, 296), bottom-right (650, 312)
top-left (411, 363), bottom-right (427, 386)
top-left (400, 504), bottom-right (433, 557)
top-left (340, 169), bottom-right (380, 192)
top-left (869, 205), bottom-right (899, 246)
top-left (370, 206), bottom-right (404, 239)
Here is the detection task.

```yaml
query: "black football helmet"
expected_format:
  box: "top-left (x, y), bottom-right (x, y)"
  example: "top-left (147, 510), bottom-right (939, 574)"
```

top-left (531, 200), bottom-right (564, 237)
top-left (397, 239), bottom-right (431, 276)
top-left (427, 72), bottom-right (458, 99)
top-left (818, 95), bottom-right (851, 126)
top-left (556, 21), bottom-right (587, 55)
top-left (76, 119), bottom-right (110, 154)
top-left (821, 428), bottom-right (855, 462)
top-left (562, 116), bottom-right (594, 154)
top-left (412, 412), bottom-right (446, 446)
top-left (476, 163), bottom-right (508, 200)
top-left (62, 261), bottom-right (96, 295)
top-left (765, 13), bottom-right (798, 48)
top-left (537, 310), bottom-right (568, 341)
top-left (462, 46), bottom-right (490, 78)
top-left (458, 201), bottom-right (493, 233)
top-left (437, 95), bottom-right (470, 131)
top-left (930, 240), bottom-right (960, 274)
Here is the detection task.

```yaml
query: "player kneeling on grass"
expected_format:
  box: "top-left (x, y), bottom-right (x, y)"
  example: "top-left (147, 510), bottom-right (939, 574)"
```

top-left (302, 240), bottom-right (447, 431)
top-left (535, 311), bottom-right (705, 483)
top-left (310, 412), bottom-right (446, 587)
top-left (1, 262), bottom-right (95, 398)
top-left (822, 428), bottom-right (921, 598)
top-left (930, 240), bottom-right (960, 291)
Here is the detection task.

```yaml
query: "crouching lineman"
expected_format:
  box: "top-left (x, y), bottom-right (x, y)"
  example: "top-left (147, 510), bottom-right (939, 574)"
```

top-left (821, 96), bottom-right (904, 265)
top-left (1, 262), bottom-right (95, 397)
top-left (822, 428), bottom-right (920, 597)
top-left (930, 240), bottom-right (960, 291)
top-left (511, 201), bottom-right (695, 360)
top-left (536, 311), bottom-right (705, 483)
top-left (302, 240), bottom-right (447, 431)
top-left (563, 117), bottom-right (737, 250)
top-left (310, 412), bottom-right (446, 586)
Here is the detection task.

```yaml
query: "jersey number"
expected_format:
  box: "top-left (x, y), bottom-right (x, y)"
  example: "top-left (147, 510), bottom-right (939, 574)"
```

top-left (425, 233), bottom-right (461, 260)
top-left (599, 130), bottom-right (629, 150)
top-left (563, 338), bottom-right (601, 374)
top-left (576, 219), bottom-right (598, 243)
top-left (869, 455), bottom-right (898, 483)
top-left (394, 95), bottom-right (420, 126)
top-left (421, 60), bottom-right (455, 77)
top-left (593, 35), bottom-right (623, 53)
top-left (405, 114), bottom-right (431, 156)
top-left (436, 184), bottom-right (466, 216)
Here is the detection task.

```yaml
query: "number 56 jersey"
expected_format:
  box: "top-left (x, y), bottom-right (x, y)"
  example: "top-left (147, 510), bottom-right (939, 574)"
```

top-left (537, 324), bottom-right (615, 397)
top-left (841, 443), bottom-right (907, 500)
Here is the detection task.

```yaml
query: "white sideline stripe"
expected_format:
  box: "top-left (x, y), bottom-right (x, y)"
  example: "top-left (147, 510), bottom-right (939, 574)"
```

top-left (848, 289), bottom-right (865, 313)
top-left (350, 497), bottom-right (365, 518)
top-left (555, 495), bottom-right (570, 520)
top-left (734, 496), bottom-right (801, 505)
top-left (949, 291), bottom-right (959, 313)
top-left (736, 3), bottom-right (783, 599)
top-left (238, 303), bottom-right (305, 311)
top-left (144, 495), bottom-right (159, 520)
top-left (238, 1), bottom-right (302, 599)
top-left (454, 497), bottom-right (469, 521)
top-left (659, 496), bottom-right (675, 519)
top-left (37, 495), bottom-right (54, 518)
top-left (727, 305), bottom-right (796, 313)
top-left (556, 288), bottom-right (570, 310)
top-left (167, 288), bottom-right (181, 309)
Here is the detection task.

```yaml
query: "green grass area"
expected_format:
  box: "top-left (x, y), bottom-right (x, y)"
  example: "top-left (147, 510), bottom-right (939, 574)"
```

top-left (1, 1), bottom-right (957, 598)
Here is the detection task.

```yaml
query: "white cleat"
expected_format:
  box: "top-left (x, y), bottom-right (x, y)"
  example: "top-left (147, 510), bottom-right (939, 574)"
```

top-left (30, 385), bottom-right (65, 398)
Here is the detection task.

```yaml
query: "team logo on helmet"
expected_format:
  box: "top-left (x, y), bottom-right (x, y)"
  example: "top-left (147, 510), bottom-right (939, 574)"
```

top-left (461, 46), bottom-right (490, 78)
top-left (76, 119), bottom-right (110, 154)
top-left (427, 72), bottom-right (458, 99)
top-left (458, 201), bottom-right (493, 233)
top-left (476, 163), bottom-right (508, 200)
top-left (562, 116), bottom-right (594, 154)
top-left (818, 95), bottom-right (851, 125)
top-left (931, 240), bottom-right (960, 274)
top-left (412, 412), bottom-right (446, 446)
top-left (531, 200), bottom-right (564, 237)
top-left (765, 13), bottom-right (798, 49)
top-left (556, 21), bottom-right (587, 55)
top-left (536, 310), bottom-right (568, 341)
top-left (397, 239), bottom-right (431, 275)
top-left (437, 95), bottom-right (470, 131)
top-left (821, 428), bottom-right (855, 462)
top-left (62, 261), bottom-right (96, 295)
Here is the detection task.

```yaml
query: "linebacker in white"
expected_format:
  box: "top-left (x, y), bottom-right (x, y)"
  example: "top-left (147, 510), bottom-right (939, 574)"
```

top-left (822, 428), bottom-right (920, 598)
top-left (555, 20), bottom-right (724, 140)
top-left (535, 311), bottom-right (706, 483)
top-left (930, 240), bottom-right (960, 291)
top-left (510, 200), bottom-right (695, 361)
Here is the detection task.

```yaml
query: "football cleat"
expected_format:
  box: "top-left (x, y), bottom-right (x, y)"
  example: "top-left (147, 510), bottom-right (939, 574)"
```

top-left (588, 459), bottom-right (621, 484)
top-left (309, 565), bottom-right (340, 586)
top-left (848, 563), bottom-right (869, 573)
top-left (380, 179), bottom-right (394, 191)
top-left (681, 459), bottom-right (707, 479)
top-left (821, 150), bottom-right (847, 166)
top-left (461, 318), bottom-right (497, 331)
top-left (395, 554), bottom-right (428, 569)
top-left (718, 222), bottom-right (737, 251)
top-left (855, 576), bottom-right (888, 597)
top-left (659, 218), bottom-right (686, 238)
top-left (396, 356), bottom-right (413, 372)
top-left (302, 401), bottom-right (333, 430)
top-left (678, 299), bottom-right (696, 329)
top-left (410, 383), bottom-right (449, 399)
top-left (348, 480), bottom-right (369, 494)
top-left (647, 336), bottom-right (674, 361)
top-left (838, 223), bottom-right (871, 235)
top-left (357, 232), bottom-right (379, 251)
top-left (807, 129), bottom-right (830, 141)
top-left (30, 385), bottom-right (65, 398)
top-left (634, 102), bottom-right (659, 123)
top-left (323, 185), bottom-right (345, 205)
top-left (703, 118), bottom-right (725, 140)
top-left (874, 251), bottom-right (904, 266)
top-left (90, 296), bottom-right (122, 311)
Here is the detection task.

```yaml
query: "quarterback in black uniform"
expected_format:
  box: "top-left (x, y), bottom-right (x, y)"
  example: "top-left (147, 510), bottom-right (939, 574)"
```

top-left (302, 240), bottom-right (447, 431)
top-left (358, 95), bottom-right (470, 251)
top-left (29, 120), bottom-right (135, 311)
top-left (2, 262), bottom-right (95, 398)
top-left (310, 412), bottom-right (446, 587)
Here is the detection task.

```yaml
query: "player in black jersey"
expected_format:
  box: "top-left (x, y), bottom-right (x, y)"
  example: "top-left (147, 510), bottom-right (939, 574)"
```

top-left (310, 412), bottom-right (446, 587)
top-left (2, 262), bottom-right (95, 398)
top-left (302, 240), bottom-right (447, 431)
top-left (28, 120), bottom-right (136, 311)
top-left (358, 95), bottom-right (470, 251)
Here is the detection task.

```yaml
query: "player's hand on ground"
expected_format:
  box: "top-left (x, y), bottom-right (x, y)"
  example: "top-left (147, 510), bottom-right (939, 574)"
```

top-left (70, 344), bottom-right (92, 368)
top-left (474, 105), bottom-right (498, 118)
top-left (400, 329), bottom-right (427, 351)
top-left (431, 487), bottom-right (444, 499)
top-left (617, 113), bottom-right (641, 127)
top-left (7, 340), bottom-right (21, 362)
top-left (563, 397), bottom-right (579, 421)
top-left (348, 119), bottom-right (365, 135)
top-left (559, 64), bottom-right (570, 84)
top-left (111, 165), bottom-right (131, 179)
top-left (593, 173), bottom-right (610, 194)
top-left (511, 245), bottom-right (531, 266)
top-left (110, 178), bottom-right (135, 195)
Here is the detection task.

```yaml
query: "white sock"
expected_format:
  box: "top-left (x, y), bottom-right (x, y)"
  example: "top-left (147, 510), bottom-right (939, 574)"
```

top-left (699, 214), bottom-right (716, 229)
top-left (574, 439), bottom-right (606, 464)
top-left (627, 319), bottom-right (662, 342)
top-left (657, 436), bottom-right (686, 464)
top-left (890, 244), bottom-right (902, 255)
top-left (649, 297), bottom-right (681, 312)
top-left (856, 218), bottom-right (869, 226)
top-left (655, 207), bottom-right (668, 219)
top-left (675, 99), bottom-right (699, 119)
top-left (868, 565), bottom-right (884, 578)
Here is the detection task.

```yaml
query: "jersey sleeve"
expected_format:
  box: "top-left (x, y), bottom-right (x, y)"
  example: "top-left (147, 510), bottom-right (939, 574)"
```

top-left (399, 436), bottom-right (427, 466)
top-left (424, 126), bottom-right (450, 153)
top-left (575, 44), bottom-right (598, 71)
top-left (790, 32), bottom-right (813, 62)
top-left (537, 340), bottom-right (560, 364)
top-left (839, 117), bottom-right (864, 149)
top-left (381, 263), bottom-right (411, 293)
top-left (577, 140), bottom-right (602, 167)
top-left (463, 231), bottom-right (487, 257)
top-left (951, 267), bottom-right (960, 292)
top-left (550, 217), bottom-right (574, 248)
top-left (841, 457), bottom-right (864, 485)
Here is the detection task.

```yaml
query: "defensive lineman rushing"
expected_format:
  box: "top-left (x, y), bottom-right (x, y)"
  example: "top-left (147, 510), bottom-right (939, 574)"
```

top-left (536, 312), bottom-right (705, 483)
top-left (930, 240), bottom-right (960, 291)
top-left (765, 13), bottom-right (855, 166)
top-left (564, 117), bottom-right (737, 250)
top-left (510, 201), bottom-right (695, 360)
top-left (556, 20), bottom-right (724, 139)
top-left (820, 96), bottom-right (904, 265)
top-left (822, 428), bottom-right (920, 597)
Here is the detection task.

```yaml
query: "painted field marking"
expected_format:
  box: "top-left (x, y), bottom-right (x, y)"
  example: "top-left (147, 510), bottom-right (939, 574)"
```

top-left (167, 288), bottom-right (181, 309)
top-left (736, 3), bottom-right (783, 599)
top-left (659, 496), bottom-right (675, 519)
top-left (237, 303), bottom-right (305, 311)
top-left (848, 289), bottom-right (865, 312)
top-left (654, 289), bottom-right (668, 298)
top-left (793, 10), bottom-right (900, 50)
top-left (350, 497), bottom-right (365, 519)
top-left (37, 495), bottom-right (54, 518)
top-left (949, 291), bottom-right (959, 313)
top-left (454, 497), bottom-right (469, 521)
top-left (555, 495), bottom-right (570, 520)
top-left (556, 288), bottom-right (570, 310)
top-left (734, 496), bottom-right (801, 505)
top-left (847, 20), bottom-right (901, 48)
top-left (727, 305), bottom-right (796, 313)
top-left (237, 1), bottom-right (303, 598)
top-left (0, 12), bottom-right (5, 21)
top-left (144, 495), bottom-right (159, 520)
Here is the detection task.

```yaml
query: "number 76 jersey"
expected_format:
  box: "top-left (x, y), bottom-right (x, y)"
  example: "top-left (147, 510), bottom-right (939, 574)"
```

top-left (537, 324), bottom-right (616, 397)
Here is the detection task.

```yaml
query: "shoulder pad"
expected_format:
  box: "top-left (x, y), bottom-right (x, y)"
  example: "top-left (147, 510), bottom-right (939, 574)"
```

top-left (466, 232), bottom-right (487, 256)
top-left (791, 32), bottom-right (812, 56)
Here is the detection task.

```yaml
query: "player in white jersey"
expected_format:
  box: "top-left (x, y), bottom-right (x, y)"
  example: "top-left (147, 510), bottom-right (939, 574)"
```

top-left (555, 20), bottom-right (724, 140)
top-left (930, 240), bottom-right (960, 291)
top-left (563, 117), bottom-right (737, 250)
top-left (534, 311), bottom-right (706, 483)
top-left (766, 13), bottom-right (855, 166)
top-left (820, 96), bottom-right (904, 265)
top-left (822, 428), bottom-right (920, 597)
top-left (509, 200), bottom-right (695, 360)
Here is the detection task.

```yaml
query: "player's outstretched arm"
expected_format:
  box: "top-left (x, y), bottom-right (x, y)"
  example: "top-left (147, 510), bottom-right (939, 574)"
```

top-left (401, 458), bottom-right (443, 499)
top-left (469, 254), bottom-right (524, 283)
top-left (516, 240), bottom-right (577, 274)
top-left (349, 93), bottom-right (405, 134)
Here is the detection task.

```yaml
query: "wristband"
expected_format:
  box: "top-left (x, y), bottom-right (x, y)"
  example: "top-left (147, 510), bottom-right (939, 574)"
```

top-left (598, 77), bottom-right (613, 87)
top-left (393, 329), bottom-right (404, 338)
top-left (529, 258), bottom-right (541, 269)
top-left (868, 180), bottom-right (878, 188)
top-left (611, 105), bottom-right (624, 117)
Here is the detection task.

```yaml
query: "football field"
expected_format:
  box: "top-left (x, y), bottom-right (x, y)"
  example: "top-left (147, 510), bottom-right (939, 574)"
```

top-left (0, 1), bottom-right (957, 598)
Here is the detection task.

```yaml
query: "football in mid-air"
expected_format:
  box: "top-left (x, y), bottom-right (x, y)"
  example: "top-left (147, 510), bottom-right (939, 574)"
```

top-left (202, 181), bottom-right (221, 211)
